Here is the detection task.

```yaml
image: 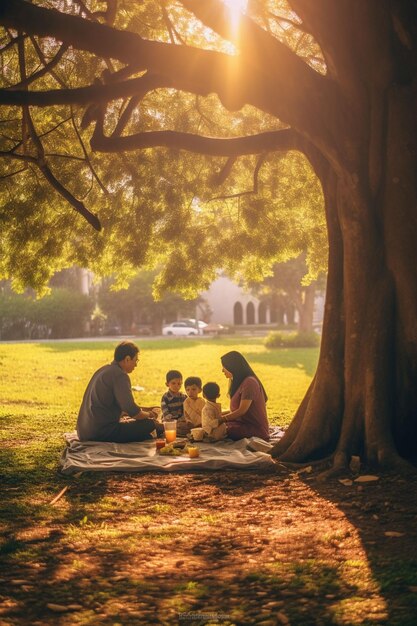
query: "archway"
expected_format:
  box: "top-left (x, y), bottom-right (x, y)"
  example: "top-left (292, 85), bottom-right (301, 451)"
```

top-left (246, 302), bottom-right (255, 325)
top-left (233, 302), bottom-right (243, 325)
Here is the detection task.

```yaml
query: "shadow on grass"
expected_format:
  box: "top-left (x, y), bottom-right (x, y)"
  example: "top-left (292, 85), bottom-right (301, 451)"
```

top-left (0, 481), bottom-right (402, 626)
top-left (0, 478), bottom-right (384, 626)
top-left (0, 444), bottom-right (110, 557)
top-left (13, 338), bottom-right (320, 378)
top-left (16, 560), bottom-right (363, 626)
top-left (27, 335), bottom-right (285, 354)
top-left (37, 338), bottom-right (219, 354)
top-left (243, 347), bottom-right (319, 377)
top-left (300, 473), bottom-right (417, 626)
top-left (192, 470), bottom-right (417, 625)
top-left (3, 437), bottom-right (416, 625)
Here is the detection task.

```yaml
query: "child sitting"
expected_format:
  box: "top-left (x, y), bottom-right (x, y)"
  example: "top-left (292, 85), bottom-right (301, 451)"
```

top-left (161, 369), bottom-right (187, 424)
top-left (183, 376), bottom-right (205, 428)
top-left (201, 382), bottom-right (227, 441)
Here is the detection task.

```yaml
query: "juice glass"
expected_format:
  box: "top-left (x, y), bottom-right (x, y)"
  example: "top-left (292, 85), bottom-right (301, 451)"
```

top-left (164, 421), bottom-right (177, 443)
top-left (188, 446), bottom-right (200, 458)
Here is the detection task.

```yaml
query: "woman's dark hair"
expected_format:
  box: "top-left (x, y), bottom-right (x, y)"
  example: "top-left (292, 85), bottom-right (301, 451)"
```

top-left (221, 351), bottom-right (268, 401)
top-left (114, 341), bottom-right (139, 362)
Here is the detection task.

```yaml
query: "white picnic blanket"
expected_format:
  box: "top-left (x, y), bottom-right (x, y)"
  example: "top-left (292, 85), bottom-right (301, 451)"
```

top-left (59, 432), bottom-right (281, 474)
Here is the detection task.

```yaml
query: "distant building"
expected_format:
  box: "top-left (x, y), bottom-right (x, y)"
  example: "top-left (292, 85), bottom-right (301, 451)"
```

top-left (200, 276), bottom-right (269, 326)
top-left (200, 275), bottom-right (325, 328)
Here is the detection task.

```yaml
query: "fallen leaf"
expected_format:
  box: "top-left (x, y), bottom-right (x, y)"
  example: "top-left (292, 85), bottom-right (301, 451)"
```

top-left (47, 603), bottom-right (70, 613)
top-left (408, 586), bottom-right (417, 593)
top-left (384, 531), bottom-right (405, 537)
top-left (338, 479), bottom-right (353, 486)
top-left (11, 580), bottom-right (29, 585)
top-left (354, 475), bottom-right (379, 483)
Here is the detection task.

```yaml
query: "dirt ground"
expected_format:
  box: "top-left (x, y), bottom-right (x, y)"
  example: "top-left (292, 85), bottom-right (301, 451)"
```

top-left (1, 466), bottom-right (417, 626)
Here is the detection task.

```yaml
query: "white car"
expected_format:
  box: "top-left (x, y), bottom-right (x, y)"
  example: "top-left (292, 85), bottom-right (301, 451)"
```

top-left (178, 318), bottom-right (208, 330)
top-left (162, 322), bottom-right (200, 336)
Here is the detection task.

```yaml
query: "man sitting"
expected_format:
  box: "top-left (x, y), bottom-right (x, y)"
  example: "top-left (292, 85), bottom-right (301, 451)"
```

top-left (76, 341), bottom-right (160, 442)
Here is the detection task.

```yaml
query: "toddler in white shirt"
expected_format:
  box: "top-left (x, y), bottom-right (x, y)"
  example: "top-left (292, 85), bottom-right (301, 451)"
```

top-left (201, 382), bottom-right (227, 441)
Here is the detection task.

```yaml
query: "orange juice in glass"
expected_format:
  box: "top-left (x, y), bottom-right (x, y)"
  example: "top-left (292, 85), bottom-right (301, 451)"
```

top-left (164, 421), bottom-right (177, 443)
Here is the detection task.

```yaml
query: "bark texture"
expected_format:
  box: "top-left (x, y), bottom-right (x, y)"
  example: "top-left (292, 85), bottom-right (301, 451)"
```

top-left (272, 1), bottom-right (417, 466)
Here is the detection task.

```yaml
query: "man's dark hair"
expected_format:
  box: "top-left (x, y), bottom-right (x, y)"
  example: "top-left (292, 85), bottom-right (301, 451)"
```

top-left (114, 341), bottom-right (139, 362)
top-left (202, 382), bottom-right (220, 401)
top-left (166, 369), bottom-right (183, 383)
top-left (184, 376), bottom-right (202, 389)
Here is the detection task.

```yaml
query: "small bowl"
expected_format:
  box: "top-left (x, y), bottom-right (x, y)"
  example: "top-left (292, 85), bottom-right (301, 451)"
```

top-left (190, 427), bottom-right (204, 441)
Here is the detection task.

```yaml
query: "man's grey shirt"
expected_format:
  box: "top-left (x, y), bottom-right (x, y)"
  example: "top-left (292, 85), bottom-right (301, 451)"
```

top-left (76, 360), bottom-right (141, 440)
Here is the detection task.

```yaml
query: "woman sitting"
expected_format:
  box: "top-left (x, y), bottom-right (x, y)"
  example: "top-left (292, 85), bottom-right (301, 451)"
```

top-left (218, 350), bottom-right (270, 441)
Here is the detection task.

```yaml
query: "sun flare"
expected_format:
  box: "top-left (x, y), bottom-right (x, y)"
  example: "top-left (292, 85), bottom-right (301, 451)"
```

top-left (224, 0), bottom-right (248, 9)
top-left (224, 0), bottom-right (248, 30)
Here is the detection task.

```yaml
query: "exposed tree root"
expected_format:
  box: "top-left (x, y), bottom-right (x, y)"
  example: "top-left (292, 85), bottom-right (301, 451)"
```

top-left (271, 455), bottom-right (333, 473)
top-left (316, 449), bottom-right (417, 481)
top-left (377, 449), bottom-right (417, 475)
top-left (317, 465), bottom-right (350, 482)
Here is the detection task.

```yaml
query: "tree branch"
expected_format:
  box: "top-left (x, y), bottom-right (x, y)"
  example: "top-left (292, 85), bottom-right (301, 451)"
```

top-left (70, 107), bottom-right (109, 195)
top-left (209, 152), bottom-right (267, 200)
top-left (0, 31), bottom-right (26, 54)
top-left (0, 73), bottom-right (172, 106)
top-left (0, 0), bottom-right (346, 165)
top-left (22, 103), bottom-right (102, 231)
top-left (159, 1), bottom-right (185, 45)
top-left (0, 0), bottom-right (336, 134)
top-left (91, 122), bottom-right (301, 157)
top-left (0, 150), bottom-right (37, 165)
top-left (111, 96), bottom-right (140, 137)
top-left (288, 0), bottom-right (394, 91)
top-left (212, 156), bottom-right (237, 186)
top-left (267, 12), bottom-right (308, 34)
top-left (38, 159), bottom-right (102, 231)
top-left (9, 41), bottom-right (68, 89)
top-left (0, 166), bottom-right (27, 180)
top-left (180, 0), bottom-right (338, 133)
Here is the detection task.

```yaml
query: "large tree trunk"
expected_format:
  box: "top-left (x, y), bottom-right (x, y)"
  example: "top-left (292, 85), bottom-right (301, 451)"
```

top-left (272, 84), bottom-right (417, 469)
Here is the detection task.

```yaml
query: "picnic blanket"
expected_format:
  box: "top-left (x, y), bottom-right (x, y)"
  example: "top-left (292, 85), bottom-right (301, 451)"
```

top-left (59, 428), bottom-right (284, 475)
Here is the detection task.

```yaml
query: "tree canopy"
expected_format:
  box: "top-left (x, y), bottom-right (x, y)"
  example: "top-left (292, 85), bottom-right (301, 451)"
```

top-left (0, 0), bottom-right (326, 294)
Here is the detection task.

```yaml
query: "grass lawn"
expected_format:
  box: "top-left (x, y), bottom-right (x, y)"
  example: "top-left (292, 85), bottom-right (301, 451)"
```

top-left (1, 338), bottom-right (417, 626)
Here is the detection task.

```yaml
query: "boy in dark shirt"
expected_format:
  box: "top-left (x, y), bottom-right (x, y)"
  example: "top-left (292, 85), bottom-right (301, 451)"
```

top-left (160, 369), bottom-right (188, 435)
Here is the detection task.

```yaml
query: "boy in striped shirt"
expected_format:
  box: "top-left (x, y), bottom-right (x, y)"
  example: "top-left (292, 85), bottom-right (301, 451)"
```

top-left (161, 370), bottom-right (187, 434)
